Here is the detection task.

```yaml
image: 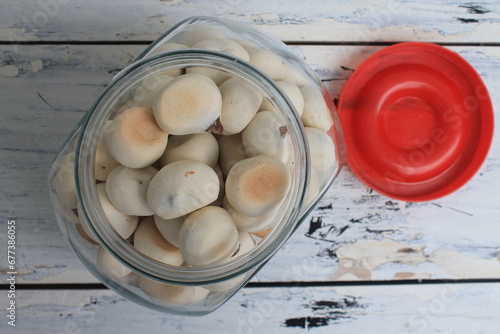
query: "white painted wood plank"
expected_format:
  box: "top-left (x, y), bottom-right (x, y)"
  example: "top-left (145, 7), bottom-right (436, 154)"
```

top-left (1, 0), bottom-right (500, 43)
top-left (260, 45), bottom-right (500, 282)
top-left (1, 284), bottom-right (499, 333)
top-left (1, 44), bottom-right (499, 284)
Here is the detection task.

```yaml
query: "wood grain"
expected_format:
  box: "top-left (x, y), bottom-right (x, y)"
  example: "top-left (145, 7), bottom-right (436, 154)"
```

top-left (1, 44), bottom-right (499, 284)
top-left (1, 2), bottom-right (500, 331)
top-left (1, 1), bottom-right (499, 43)
top-left (1, 283), bottom-right (499, 333)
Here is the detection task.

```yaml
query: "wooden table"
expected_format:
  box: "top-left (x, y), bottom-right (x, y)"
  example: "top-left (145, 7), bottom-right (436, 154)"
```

top-left (1, 1), bottom-right (500, 332)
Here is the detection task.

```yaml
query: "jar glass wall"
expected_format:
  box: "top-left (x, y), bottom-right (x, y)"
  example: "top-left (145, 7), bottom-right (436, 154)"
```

top-left (49, 16), bottom-right (344, 315)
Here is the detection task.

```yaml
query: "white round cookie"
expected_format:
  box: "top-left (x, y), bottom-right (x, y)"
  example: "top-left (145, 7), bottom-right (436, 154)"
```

top-left (133, 216), bottom-right (184, 266)
top-left (153, 73), bottom-right (222, 135)
top-left (153, 215), bottom-right (184, 248)
top-left (159, 133), bottom-right (219, 167)
top-left (242, 111), bottom-right (293, 164)
top-left (105, 107), bottom-right (168, 168)
top-left (218, 133), bottom-right (247, 175)
top-left (225, 155), bottom-right (291, 217)
top-left (105, 165), bottom-right (158, 216)
top-left (219, 77), bottom-right (262, 135)
top-left (300, 86), bottom-right (334, 132)
top-left (96, 183), bottom-right (138, 239)
top-left (147, 160), bottom-right (219, 220)
top-left (305, 127), bottom-right (336, 175)
top-left (179, 206), bottom-right (239, 267)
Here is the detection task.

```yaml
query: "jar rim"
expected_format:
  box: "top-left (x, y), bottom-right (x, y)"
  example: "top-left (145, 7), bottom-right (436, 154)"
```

top-left (75, 49), bottom-right (310, 284)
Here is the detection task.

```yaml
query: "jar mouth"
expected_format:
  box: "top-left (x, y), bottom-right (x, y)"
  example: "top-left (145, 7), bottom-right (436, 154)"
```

top-left (75, 50), bottom-right (310, 284)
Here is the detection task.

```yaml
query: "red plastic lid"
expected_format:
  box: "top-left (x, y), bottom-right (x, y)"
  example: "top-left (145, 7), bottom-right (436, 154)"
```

top-left (338, 42), bottom-right (494, 201)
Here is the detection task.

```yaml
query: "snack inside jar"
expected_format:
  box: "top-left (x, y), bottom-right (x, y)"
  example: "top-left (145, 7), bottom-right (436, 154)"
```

top-left (49, 16), bottom-right (343, 315)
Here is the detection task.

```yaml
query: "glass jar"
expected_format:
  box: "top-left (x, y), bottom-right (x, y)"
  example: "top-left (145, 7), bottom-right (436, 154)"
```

top-left (48, 16), bottom-right (344, 315)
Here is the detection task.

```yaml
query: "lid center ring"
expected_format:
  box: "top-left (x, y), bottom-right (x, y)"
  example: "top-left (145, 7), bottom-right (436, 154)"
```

top-left (382, 96), bottom-right (437, 151)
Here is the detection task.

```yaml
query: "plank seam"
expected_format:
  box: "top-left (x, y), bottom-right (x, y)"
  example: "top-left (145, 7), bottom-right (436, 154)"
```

top-left (2, 279), bottom-right (500, 290)
top-left (1, 41), bottom-right (500, 47)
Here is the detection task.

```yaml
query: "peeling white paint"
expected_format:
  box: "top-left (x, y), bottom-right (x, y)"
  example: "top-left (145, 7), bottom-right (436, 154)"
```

top-left (332, 239), bottom-right (427, 280)
top-left (2, 43), bottom-right (500, 285)
top-left (393, 272), bottom-right (431, 279)
top-left (331, 239), bottom-right (500, 281)
top-left (158, 0), bottom-right (184, 5)
top-left (1, 1), bottom-right (499, 42)
top-left (430, 249), bottom-right (500, 278)
top-left (0, 266), bottom-right (35, 276)
top-left (16, 290), bottom-right (95, 309)
top-left (0, 64), bottom-right (19, 77)
top-left (30, 59), bottom-right (43, 72)
top-left (337, 283), bottom-right (465, 301)
top-left (12, 285), bottom-right (500, 332)
top-left (18, 267), bottom-right (95, 284)
top-left (1, 1), bottom-right (499, 330)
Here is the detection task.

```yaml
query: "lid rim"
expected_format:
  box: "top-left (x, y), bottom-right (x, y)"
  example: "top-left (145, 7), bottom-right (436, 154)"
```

top-left (338, 42), bottom-right (494, 202)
